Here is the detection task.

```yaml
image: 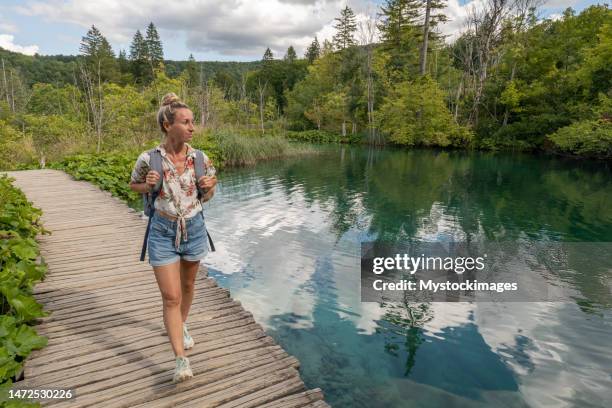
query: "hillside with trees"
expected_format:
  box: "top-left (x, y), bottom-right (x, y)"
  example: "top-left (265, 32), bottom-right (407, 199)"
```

top-left (0, 1), bottom-right (610, 169)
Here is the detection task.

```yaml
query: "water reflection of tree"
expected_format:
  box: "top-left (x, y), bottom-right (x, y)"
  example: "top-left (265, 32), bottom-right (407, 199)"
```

top-left (377, 290), bottom-right (434, 376)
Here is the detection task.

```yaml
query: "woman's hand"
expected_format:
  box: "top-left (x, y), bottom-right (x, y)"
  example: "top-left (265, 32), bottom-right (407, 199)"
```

top-left (145, 170), bottom-right (161, 190)
top-left (197, 175), bottom-right (217, 191)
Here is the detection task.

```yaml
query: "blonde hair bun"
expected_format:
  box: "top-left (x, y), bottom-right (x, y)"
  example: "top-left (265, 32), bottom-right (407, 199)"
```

top-left (157, 92), bottom-right (190, 133)
top-left (161, 92), bottom-right (181, 107)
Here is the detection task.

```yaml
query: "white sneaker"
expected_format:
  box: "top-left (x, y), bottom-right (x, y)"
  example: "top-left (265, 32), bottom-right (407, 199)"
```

top-left (183, 323), bottom-right (194, 350)
top-left (173, 356), bottom-right (193, 383)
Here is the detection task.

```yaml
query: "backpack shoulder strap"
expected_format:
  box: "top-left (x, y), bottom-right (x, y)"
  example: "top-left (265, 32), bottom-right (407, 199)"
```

top-left (140, 148), bottom-right (163, 261)
top-left (193, 149), bottom-right (216, 252)
top-left (148, 148), bottom-right (163, 192)
top-left (194, 150), bottom-right (206, 197)
top-left (194, 150), bottom-right (204, 183)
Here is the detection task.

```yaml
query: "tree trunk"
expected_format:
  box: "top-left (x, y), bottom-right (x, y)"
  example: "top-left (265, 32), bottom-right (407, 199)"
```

top-left (367, 47), bottom-right (375, 143)
top-left (419, 0), bottom-right (432, 76)
top-left (258, 79), bottom-right (267, 135)
top-left (96, 59), bottom-right (103, 153)
top-left (1, 59), bottom-right (9, 107)
top-left (9, 69), bottom-right (15, 112)
top-left (502, 63), bottom-right (516, 126)
top-left (468, 0), bottom-right (508, 126)
top-left (454, 76), bottom-right (463, 121)
top-left (259, 97), bottom-right (265, 134)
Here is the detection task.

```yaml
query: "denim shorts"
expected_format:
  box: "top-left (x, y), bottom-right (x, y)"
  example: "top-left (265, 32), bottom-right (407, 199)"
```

top-left (147, 211), bottom-right (209, 267)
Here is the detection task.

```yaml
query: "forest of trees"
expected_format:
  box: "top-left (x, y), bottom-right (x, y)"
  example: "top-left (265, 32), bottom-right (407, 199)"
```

top-left (0, 0), bottom-right (610, 168)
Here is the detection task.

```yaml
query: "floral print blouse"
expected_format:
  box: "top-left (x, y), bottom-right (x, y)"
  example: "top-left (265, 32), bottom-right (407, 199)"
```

top-left (130, 143), bottom-right (215, 248)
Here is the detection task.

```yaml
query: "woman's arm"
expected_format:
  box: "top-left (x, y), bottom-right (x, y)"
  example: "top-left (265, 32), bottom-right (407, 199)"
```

top-left (129, 182), bottom-right (152, 194)
top-left (129, 168), bottom-right (160, 194)
top-left (130, 152), bottom-right (158, 194)
top-left (197, 175), bottom-right (217, 203)
top-left (200, 185), bottom-right (215, 202)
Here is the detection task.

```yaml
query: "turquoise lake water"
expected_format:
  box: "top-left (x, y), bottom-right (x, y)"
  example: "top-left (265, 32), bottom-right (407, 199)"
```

top-left (200, 147), bottom-right (612, 407)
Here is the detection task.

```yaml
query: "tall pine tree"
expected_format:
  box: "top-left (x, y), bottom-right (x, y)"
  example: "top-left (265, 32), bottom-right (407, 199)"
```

top-left (129, 29), bottom-right (150, 84)
top-left (186, 54), bottom-right (198, 87)
top-left (321, 39), bottom-right (334, 56)
top-left (117, 48), bottom-right (132, 83)
top-left (305, 37), bottom-right (321, 64)
top-left (332, 6), bottom-right (358, 50)
top-left (377, 0), bottom-right (421, 50)
top-left (79, 25), bottom-right (118, 82)
top-left (284, 46), bottom-right (297, 63)
top-left (118, 49), bottom-right (129, 73)
top-left (263, 48), bottom-right (274, 61)
top-left (377, 0), bottom-right (423, 75)
top-left (145, 22), bottom-right (164, 71)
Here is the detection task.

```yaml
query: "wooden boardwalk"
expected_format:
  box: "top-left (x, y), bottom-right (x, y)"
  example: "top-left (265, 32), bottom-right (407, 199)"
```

top-left (5, 169), bottom-right (329, 408)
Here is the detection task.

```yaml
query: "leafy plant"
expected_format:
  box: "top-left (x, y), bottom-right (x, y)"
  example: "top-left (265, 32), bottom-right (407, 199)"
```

top-left (49, 153), bottom-right (143, 208)
top-left (0, 175), bottom-right (48, 388)
top-left (285, 130), bottom-right (362, 144)
top-left (548, 119), bottom-right (612, 158)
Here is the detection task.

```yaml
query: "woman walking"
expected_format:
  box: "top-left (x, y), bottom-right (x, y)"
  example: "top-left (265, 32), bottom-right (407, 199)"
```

top-left (129, 93), bottom-right (217, 383)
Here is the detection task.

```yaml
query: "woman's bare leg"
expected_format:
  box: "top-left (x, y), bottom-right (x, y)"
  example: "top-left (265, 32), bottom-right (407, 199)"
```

top-left (153, 261), bottom-right (184, 357)
top-left (179, 259), bottom-right (200, 322)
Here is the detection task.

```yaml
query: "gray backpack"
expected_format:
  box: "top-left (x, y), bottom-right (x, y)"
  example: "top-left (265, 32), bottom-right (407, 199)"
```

top-left (140, 148), bottom-right (215, 261)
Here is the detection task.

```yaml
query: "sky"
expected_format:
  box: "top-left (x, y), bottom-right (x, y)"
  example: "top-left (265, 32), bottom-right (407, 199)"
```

top-left (0, 0), bottom-right (602, 61)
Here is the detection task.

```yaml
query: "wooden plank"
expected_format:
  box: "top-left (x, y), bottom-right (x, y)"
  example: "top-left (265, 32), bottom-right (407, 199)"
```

top-left (34, 276), bottom-right (215, 301)
top-left (40, 294), bottom-right (234, 326)
top-left (214, 377), bottom-right (305, 408)
top-left (27, 322), bottom-right (263, 370)
top-left (29, 315), bottom-right (256, 362)
top-left (46, 352), bottom-right (296, 408)
top-left (128, 367), bottom-right (301, 408)
top-left (37, 232), bottom-right (148, 246)
top-left (28, 333), bottom-right (276, 385)
top-left (30, 312), bottom-right (254, 359)
top-left (256, 389), bottom-right (326, 408)
top-left (40, 242), bottom-right (144, 260)
top-left (36, 301), bottom-right (242, 336)
top-left (35, 277), bottom-right (216, 305)
top-left (305, 401), bottom-right (332, 408)
top-left (178, 368), bottom-right (302, 408)
top-left (42, 287), bottom-right (228, 319)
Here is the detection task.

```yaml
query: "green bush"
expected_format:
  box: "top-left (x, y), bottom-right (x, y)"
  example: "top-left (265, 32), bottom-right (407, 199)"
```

top-left (0, 175), bottom-right (48, 387)
top-left (22, 114), bottom-right (89, 163)
top-left (376, 77), bottom-right (473, 148)
top-left (285, 129), bottom-right (362, 144)
top-left (50, 153), bottom-right (143, 207)
top-left (190, 129), bottom-right (225, 169)
top-left (0, 121), bottom-right (38, 171)
top-left (548, 119), bottom-right (612, 158)
top-left (481, 114), bottom-right (572, 151)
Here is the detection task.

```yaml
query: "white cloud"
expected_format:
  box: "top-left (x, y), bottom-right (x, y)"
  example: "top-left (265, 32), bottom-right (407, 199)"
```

top-left (17, 0), bottom-right (374, 58)
top-left (0, 34), bottom-right (39, 55)
top-left (0, 21), bottom-right (18, 33)
top-left (543, 0), bottom-right (582, 7)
